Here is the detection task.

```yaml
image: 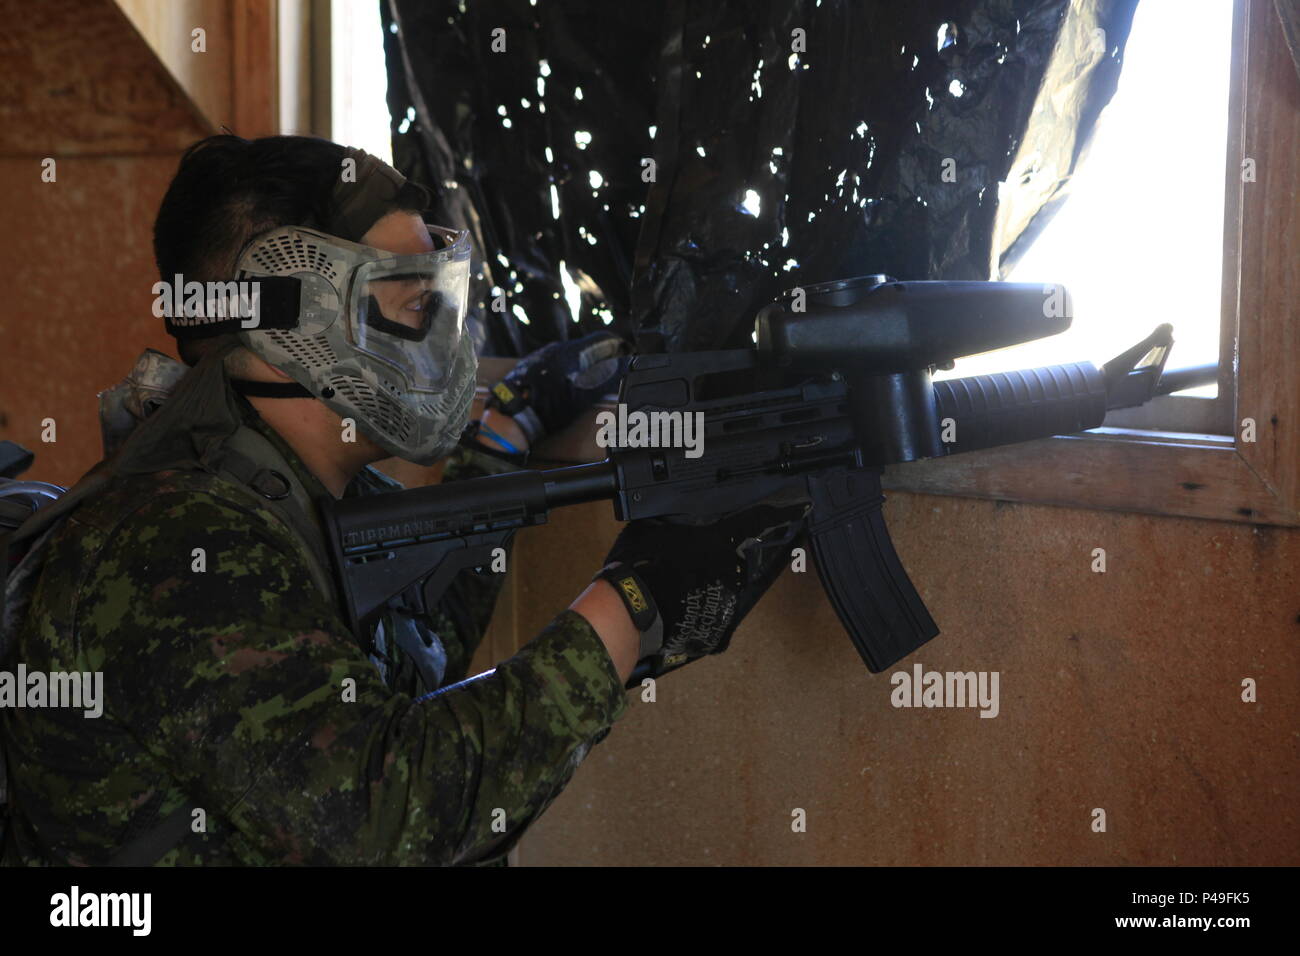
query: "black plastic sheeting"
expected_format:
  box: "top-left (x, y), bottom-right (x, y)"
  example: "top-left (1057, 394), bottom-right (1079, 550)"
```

top-left (382, 0), bottom-right (659, 357)
top-left (383, 0), bottom-right (1137, 356)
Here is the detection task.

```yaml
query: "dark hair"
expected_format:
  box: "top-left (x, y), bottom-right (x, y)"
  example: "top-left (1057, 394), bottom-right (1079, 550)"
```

top-left (153, 134), bottom-right (424, 365)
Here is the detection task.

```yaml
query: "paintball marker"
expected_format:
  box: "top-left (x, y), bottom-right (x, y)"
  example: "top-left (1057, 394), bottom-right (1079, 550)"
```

top-left (320, 275), bottom-right (1182, 681)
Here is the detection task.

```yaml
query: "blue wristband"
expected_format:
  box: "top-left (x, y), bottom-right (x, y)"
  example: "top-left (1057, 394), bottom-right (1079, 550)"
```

top-left (477, 422), bottom-right (523, 456)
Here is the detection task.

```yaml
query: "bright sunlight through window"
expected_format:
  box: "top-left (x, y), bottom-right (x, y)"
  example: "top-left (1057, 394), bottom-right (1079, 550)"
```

top-left (334, 0), bottom-right (393, 166)
top-left (939, 0), bottom-right (1234, 399)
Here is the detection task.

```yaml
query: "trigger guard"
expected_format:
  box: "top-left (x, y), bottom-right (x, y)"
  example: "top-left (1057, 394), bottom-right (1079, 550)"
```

top-left (735, 517), bottom-right (804, 584)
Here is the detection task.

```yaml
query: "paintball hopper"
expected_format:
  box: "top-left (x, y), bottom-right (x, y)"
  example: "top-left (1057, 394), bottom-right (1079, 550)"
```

top-left (756, 275), bottom-right (1171, 465)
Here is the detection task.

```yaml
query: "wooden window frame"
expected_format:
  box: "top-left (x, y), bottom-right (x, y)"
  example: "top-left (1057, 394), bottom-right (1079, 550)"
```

top-left (884, 0), bottom-right (1300, 527)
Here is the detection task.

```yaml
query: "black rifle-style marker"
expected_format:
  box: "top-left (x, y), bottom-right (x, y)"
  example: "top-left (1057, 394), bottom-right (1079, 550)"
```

top-left (319, 275), bottom-right (1181, 682)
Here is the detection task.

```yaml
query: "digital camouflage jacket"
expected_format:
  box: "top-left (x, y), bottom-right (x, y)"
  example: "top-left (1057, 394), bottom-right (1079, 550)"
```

top-left (0, 348), bottom-right (626, 865)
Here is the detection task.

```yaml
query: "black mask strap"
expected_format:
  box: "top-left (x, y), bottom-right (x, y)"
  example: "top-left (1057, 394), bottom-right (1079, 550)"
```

top-left (230, 379), bottom-right (315, 399)
top-left (164, 274), bottom-right (302, 340)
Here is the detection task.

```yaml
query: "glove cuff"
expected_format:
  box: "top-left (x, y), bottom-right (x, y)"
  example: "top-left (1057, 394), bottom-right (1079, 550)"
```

top-left (593, 563), bottom-right (664, 663)
top-left (510, 405), bottom-right (545, 444)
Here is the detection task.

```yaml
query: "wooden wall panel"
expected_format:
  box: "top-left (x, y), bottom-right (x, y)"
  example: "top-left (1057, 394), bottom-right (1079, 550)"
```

top-left (0, 0), bottom-right (211, 156)
top-left (0, 156), bottom-right (180, 485)
top-left (112, 0), bottom-right (233, 135)
top-left (514, 492), bottom-right (1299, 865)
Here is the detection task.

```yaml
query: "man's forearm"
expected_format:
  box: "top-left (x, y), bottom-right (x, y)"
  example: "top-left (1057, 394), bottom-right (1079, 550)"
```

top-left (473, 407), bottom-right (640, 682)
top-left (474, 407), bottom-right (529, 455)
top-left (570, 580), bottom-right (639, 683)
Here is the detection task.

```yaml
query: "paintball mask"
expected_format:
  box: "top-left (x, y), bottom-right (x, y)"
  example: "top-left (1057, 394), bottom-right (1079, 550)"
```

top-left (229, 222), bottom-right (476, 464)
top-left (163, 146), bottom-right (477, 465)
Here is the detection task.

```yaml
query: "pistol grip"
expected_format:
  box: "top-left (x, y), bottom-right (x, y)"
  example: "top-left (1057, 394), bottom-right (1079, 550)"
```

top-left (806, 468), bottom-right (939, 672)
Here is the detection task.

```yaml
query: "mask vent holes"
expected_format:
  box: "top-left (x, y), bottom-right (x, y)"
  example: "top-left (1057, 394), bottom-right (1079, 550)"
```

top-left (249, 234), bottom-right (340, 282)
top-left (264, 331), bottom-right (338, 369)
top-left (417, 390), bottom-right (457, 419)
top-left (331, 375), bottom-right (415, 442)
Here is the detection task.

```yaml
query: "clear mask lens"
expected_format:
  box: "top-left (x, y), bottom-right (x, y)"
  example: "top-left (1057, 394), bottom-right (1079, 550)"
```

top-left (350, 228), bottom-right (471, 391)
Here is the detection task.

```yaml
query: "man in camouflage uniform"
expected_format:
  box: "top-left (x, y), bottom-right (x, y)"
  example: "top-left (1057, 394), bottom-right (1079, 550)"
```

top-left (0, 135), bottom-right (800, 865)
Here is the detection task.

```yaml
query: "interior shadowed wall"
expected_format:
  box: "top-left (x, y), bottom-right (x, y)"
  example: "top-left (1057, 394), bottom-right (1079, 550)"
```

top-left (0, 0), bottom-right (211, 485)
top-left (0, 156), bottom-right (187, 485)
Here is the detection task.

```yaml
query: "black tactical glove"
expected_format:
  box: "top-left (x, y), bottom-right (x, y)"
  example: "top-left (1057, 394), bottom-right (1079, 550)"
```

top-left (487, 331), bottom-right (628, 444)
top-left (595, 502), bottom-right (809, 685)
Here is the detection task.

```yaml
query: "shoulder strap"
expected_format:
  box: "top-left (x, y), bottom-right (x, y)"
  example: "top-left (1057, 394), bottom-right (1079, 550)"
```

top-left (206, 427), bottom-right (340, 608)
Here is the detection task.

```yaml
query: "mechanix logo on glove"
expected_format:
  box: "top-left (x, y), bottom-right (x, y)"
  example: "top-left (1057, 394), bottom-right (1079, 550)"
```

top-left (660, 579), bottom-right (740, 666)
top-left (603, 503), bottom-right (809, 683)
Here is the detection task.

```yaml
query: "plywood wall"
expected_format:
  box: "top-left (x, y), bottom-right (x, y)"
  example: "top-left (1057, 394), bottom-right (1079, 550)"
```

top-left (510, 490), bottom-right (1298, 865)
top-left (0, 0), bottom-right (214, 483)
